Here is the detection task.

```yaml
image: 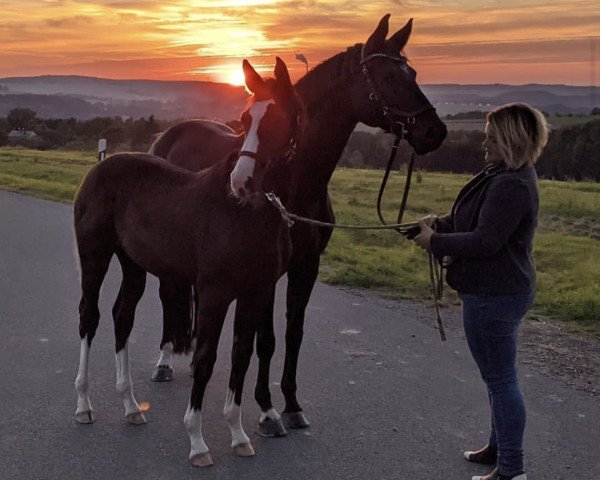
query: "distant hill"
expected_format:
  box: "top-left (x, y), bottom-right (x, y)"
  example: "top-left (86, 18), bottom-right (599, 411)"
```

top-left (0, 75), bottom-right (597, 120)
top-left (422, 84), bottom-right (598, 116)
top-left (0, 75), bottom-right (248, 121)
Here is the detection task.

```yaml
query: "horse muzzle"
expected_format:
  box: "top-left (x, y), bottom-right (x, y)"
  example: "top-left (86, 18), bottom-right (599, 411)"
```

top-left (230, 152), bottom-right (258, 198)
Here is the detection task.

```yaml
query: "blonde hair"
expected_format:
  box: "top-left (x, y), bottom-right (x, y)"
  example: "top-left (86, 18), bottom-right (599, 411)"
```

top-left (487, 103), bottom-right (549, 169)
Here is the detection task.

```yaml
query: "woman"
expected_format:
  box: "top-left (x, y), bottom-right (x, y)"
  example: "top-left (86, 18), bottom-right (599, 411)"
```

top-left (413, 103), bottom-right (549, 480)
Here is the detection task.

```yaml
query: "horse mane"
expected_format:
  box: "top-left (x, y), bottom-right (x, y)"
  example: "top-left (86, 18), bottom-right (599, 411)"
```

top-left (295, 43), bottom-right (363, 114)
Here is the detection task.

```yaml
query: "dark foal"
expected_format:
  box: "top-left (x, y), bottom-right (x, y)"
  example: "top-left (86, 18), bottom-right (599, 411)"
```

top-left (73, 58), bottom-right (302, 466)
top-left (150, 15), bottom-right (448, 435)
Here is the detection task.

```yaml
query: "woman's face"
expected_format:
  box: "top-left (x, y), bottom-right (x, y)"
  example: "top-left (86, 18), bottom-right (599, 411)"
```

top-left (483, 122), bottom-right (502, 165)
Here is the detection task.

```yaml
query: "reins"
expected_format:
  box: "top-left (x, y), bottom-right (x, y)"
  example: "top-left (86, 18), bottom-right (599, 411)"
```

top-left (373, 137), bottom-right (446, 342)
top-left (376, 136), bottom-right (416, 231)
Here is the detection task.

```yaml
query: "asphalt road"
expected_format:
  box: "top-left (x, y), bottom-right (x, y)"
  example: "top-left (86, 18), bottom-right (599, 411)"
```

top-left (0, 190), bottom-right (598, 480)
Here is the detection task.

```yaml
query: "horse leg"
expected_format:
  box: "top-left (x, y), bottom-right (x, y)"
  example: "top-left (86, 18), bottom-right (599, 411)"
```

top-left (152, 280), bottom-right (194, 382)
top-left (113, 250), bottom-right (147, 425)
top-left (281, 258), bottom-right (320, 429)
top-left (184, 287), bottom-right (231, 467)
top-left (252, 285), bottom-right (287, 437)
top-left (223, 290), bottom-right (270, 456)
top-left (74, 247), bottom-right (113, 424)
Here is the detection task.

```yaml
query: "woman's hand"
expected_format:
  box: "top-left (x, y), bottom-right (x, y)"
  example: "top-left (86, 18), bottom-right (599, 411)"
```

top-left (413, 220), bottom-right (435, 252)
top-left (420, 214), bottom-right (438, 227)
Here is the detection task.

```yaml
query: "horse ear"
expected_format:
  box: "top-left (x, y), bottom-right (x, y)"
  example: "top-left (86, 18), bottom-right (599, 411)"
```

top-left (364, 13), bottom-right (391, 53)
top-left (243, 59), bottom-right (264, 94)
top-left (388, 18), bottom-right (413, 52)
top-left (274, 57), bottom-right (293, 93)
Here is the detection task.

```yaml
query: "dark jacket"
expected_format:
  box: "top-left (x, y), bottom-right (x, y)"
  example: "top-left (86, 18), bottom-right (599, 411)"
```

top-left (430, 164), bottom-right (539, 294)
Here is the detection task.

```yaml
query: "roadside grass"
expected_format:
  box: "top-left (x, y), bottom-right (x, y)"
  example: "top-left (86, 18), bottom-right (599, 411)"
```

top-left (0, 147), bottom-right (96, 202)
top-left (0, 146), bottom-right (598, 334)
top-left (534, 234), bottom-right (600, 331)
top-left (327, 167), bottom-right (600, 335)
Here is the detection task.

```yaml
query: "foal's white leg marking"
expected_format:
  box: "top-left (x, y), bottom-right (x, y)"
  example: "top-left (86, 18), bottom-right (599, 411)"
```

top-left (259, 407), bottom-right (281, 423)
top-left (155, 341), bottom-right (173, 367)
top-left (223, 389), bottom-right (251, 449)
top-left (230, 100), bottom-right (274, 195)
top-left (115, 341), bottom-right (145, 423)
top-left (74, 337), bottom-right (93, 421)
top-left (184, 403), bottom-right (213, 466)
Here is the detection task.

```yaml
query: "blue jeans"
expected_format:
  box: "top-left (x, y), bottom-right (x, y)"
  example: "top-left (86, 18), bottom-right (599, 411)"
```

top-left (460, 292), bottom-right (534, 476)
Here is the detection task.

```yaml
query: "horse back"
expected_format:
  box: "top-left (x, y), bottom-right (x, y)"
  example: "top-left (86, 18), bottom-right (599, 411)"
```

top-left (150, 119), bottom-right (244, 172)
top-left (74, 153), bottom-right (288, 284)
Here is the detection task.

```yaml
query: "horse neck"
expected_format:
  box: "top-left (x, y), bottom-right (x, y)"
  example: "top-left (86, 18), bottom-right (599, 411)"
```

top-left (291, 45), bottom-right (364, 194)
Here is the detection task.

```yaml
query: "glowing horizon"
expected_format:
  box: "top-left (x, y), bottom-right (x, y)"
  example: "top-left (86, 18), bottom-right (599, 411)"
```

top-left (0, 1), bottom-right (598, 86)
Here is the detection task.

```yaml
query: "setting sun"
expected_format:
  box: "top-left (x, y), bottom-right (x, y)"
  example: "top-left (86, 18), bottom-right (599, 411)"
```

top-left (228, 67), bottom-right (246, 86)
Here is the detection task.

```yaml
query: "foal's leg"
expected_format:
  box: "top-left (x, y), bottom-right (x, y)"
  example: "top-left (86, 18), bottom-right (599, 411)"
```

top-left (281, 258), bottom-right (320, 428)
top-left (252, 285), bottom-right (287, 437)
top-left (74, 248), bottom-right (113, 424)
top-left (113, 250), bottom-right (147, 424)
top-left (152, 280), bottom-right (194, 382)
top-left (223, 290), bottom-right (272, 456)
top-left (184, 288), bottom-right (231, 467)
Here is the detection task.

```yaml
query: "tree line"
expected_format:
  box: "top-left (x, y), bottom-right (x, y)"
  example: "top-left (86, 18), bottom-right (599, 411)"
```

top-left (1, 107), bottom-right (598, 181)
top-left (0, 108), bottom-right (163, 151)
top-left (340, 119), bottom-right (600, 182)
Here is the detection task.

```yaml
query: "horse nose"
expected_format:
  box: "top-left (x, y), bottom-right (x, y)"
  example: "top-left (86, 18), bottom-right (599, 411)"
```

top-left (230, 177), bottom-right (252, 197)
top-left (426, 123), bottom-right (447, 142)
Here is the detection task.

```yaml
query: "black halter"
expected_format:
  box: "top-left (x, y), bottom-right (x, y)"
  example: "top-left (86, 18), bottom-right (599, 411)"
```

top-left (360, 46), bottom-right (436, 139)
top-left (237, 113), bottom-right (301, 165)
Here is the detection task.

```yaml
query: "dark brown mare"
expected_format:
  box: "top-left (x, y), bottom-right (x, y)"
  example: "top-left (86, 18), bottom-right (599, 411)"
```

top-left (73, 58), bottom-right (302, 466)
top-left (149, 14), bottom-right (447, 436)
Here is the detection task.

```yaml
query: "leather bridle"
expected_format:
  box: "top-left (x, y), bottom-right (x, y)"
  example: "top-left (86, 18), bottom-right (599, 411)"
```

top-left (360, 46), bottom-right (436, 139)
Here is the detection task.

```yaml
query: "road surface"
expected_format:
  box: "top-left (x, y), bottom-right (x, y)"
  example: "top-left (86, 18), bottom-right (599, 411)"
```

top-left (0, 190), bottom-right (598, 479)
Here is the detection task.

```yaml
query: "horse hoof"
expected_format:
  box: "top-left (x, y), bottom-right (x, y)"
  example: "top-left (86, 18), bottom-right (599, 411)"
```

top-left (258, 417), bottom-right (287, 437)
top-left (151, 365), bottom-right (174, 382)
top-left (74, 411), bottom-right (95, 424)
top-left (282, 411), bottom-right (310, 429)
top-left (190, 452), bottom-right (213, 467)
top-left (126, 412), bottom-right (147, 425)
top-left (233, 442), bottom-right (255, 457)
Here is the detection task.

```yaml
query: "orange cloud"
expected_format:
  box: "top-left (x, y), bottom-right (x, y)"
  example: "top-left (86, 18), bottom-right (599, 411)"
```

top-left (0, 0), bottom-right (597, 85)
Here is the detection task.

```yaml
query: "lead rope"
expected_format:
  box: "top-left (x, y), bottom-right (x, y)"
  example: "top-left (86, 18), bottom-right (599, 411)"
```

top-left (266, 193), bottom-right (419, 231)
top-left (265, 144), bottom-right (446, 341)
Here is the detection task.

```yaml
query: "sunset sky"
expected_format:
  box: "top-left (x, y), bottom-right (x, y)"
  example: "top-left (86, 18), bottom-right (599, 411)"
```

top-left (1, 0), bottom-right (598, 85)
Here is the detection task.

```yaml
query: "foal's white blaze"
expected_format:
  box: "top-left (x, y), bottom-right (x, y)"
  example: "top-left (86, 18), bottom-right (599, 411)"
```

top-left (230, 100), bottom-right (274, 195)
top-left (184, 403), bottom-right (209, 458)
top-left (223, 389), bottom-right (250, 447)
top-left (75, 337), bottom-right (92, 415)
top-left (156, 341), bottom-right (173, 367)
top-left (115, 341), bottom-right (142, 417)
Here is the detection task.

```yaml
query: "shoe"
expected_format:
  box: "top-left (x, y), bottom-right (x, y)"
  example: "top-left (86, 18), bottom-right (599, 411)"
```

top-left (472, 467), bottom-right (527, 480)
top-left (464, 445), bottom-right (498, 465)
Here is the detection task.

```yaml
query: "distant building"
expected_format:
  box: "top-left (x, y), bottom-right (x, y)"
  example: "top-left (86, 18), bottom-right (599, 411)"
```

top-left (8, 129), bottom-right (37, 140)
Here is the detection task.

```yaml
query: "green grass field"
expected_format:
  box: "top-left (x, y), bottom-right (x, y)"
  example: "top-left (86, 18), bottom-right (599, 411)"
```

top-left (1, 146), bottom-right (598, 334)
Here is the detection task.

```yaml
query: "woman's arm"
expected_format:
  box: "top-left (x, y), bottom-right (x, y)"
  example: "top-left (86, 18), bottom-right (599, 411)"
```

top-left (429, 177), bottom-right (531, 258)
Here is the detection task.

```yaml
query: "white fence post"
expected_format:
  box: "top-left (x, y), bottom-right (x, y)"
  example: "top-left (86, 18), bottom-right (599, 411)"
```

top-left (98, 138), bottom-right (107, 162)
